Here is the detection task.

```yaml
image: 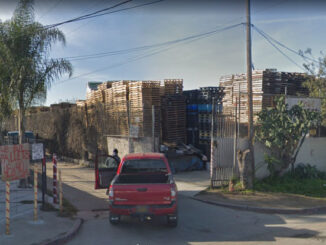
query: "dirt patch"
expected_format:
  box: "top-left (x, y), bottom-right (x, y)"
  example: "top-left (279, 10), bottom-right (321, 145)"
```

top-left (196, 189), bottom-right (326, 209)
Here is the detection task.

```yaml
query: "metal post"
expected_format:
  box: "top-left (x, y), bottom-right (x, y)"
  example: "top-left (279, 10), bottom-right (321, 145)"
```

top-left (5, 181), bottom-right (10, 235)
top-left (210, 97), bottom-right (216, 187)
top-left (233, 92), bottom-right (238, 174)
top-left (34, 165), bottom-right (38, 221)
top-left (53, 154), bottom-right (57, 204)
top-left (59, 169), bottom-right (63, 213)
top-left (127, 100), bottom-right (131, 153)
top-left (152, 105), bottom-right (155, 152)
top-left (42, 156), bottom-right (46, 209)
top-left (238, 82), bottom-right (241, 137)
top-left (246, 0), bottom-right (255, 187)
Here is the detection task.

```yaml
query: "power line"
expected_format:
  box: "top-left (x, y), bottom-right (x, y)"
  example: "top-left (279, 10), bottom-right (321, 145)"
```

top-left (252, 24), bottom-right (319, 63)
top-left (64, 0), bottom-right (113, 35)
top-left (44, 0), bottom-right (165, 30)
top-left (7, 0), bottom-right (164, 42)
top-left (71, 0), bottom-right (165, 20)
top-left (252, 25), bottom-right (305, 71)
top-left (54, 23), bottom-right (242, 86)
top-left (57, 23), bottom-right (243, 61)
top-left (43, 0), bottom-right (133, 29)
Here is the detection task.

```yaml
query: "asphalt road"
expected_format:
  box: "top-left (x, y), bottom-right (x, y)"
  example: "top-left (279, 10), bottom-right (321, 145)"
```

top-left (48, 162), bottom-right (326, 245)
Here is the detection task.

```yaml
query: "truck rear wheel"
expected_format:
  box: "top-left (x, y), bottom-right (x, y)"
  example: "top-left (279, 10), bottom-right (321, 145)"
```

top-left (109, 213), bottom-right (120, 225)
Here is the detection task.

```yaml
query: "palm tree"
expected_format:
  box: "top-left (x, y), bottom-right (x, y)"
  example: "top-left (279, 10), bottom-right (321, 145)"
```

top-left (0, 0), bottom-right (73, 144)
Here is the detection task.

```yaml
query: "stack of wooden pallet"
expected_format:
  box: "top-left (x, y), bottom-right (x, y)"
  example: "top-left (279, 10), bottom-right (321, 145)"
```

top-left (76, 100), bottom-right (86, 108)
top-left (129, 81), bottom-right (161, 137)
top-left (163, 79), bottom-right (183, 95)
top-left (161, 95), bottom-right (186, 145)
top-left (103, 81), bottom-right (130, 135)
top-left (98, 81), bottom-right (114, 91)
top-left (220, 69), bottom-right (308, 123)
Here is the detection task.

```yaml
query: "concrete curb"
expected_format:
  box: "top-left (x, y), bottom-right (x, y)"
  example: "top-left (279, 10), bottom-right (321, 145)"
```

top-left (40, 218), bottom-right (83, 245)
top-left (192, 196), bottom-right (326, 215)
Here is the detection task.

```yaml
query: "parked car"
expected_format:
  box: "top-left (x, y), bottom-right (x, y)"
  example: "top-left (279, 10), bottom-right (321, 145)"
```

top-left (95, 152), bottom-right (178, 227)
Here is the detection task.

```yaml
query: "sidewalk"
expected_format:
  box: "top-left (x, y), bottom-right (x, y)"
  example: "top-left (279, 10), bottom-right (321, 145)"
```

top-left (0, 210), bottom-right (80, 245)
top-left (174, 169), bottom-right (210, 197)
top-left (0, 180), bottom-right (81, 245)
top-left (174, 170), bottom-right (326, 214)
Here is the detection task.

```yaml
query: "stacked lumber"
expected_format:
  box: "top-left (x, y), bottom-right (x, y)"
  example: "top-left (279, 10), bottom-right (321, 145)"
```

top-left (220, 69), bottom-right (308, 123)
top-left (86, 90), bottom-right (104, 105)
top-left (129, 81), bottom-right (161, 137)
top-left (163, 79), bottom-right (183, 95)
top-left (161, 95), bottom-right (186, 145)
top-left (107, 81), bottom-right (129, 135)
top-left (98, 81), bottom-right (114, 91)
top-left (76, 100), bottom-right (86, 107)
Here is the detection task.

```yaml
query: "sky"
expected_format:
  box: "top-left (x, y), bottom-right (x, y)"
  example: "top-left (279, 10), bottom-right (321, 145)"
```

top-left (0, 0), bottom-right (326, 105)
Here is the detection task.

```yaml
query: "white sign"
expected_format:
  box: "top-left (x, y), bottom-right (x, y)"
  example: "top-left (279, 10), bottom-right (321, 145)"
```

top-left (32, 143), bottom-right (44, 160)
top-left (286, 97), bottom-right (321, 111)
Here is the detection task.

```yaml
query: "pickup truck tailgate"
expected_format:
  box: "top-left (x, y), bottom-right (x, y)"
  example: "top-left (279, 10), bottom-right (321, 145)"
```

top-left (113, 184), bottom-right (172, 205)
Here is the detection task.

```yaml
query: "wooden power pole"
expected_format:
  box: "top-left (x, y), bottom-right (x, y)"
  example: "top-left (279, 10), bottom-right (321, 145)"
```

top-left (246, 0), bottom-right (255, 188)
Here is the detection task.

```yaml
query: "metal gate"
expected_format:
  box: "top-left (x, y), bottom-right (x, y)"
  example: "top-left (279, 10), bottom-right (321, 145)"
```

top-left (210, 113), bottom-right (238, 187)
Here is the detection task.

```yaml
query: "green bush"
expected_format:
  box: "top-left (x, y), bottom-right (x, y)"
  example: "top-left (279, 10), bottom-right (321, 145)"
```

top-left (293, 163), bottom-right (326, 180)
top-left (255, 165), bottom-right (326, 198)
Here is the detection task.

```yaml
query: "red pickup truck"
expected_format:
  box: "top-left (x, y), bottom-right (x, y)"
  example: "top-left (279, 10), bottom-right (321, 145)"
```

top-left (95, 153), bottom-right (178, 227)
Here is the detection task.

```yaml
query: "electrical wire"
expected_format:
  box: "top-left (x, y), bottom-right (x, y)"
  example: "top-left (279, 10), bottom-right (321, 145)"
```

top-left (6, 0), bottom-right (164, 43)
top-left (43, 0), bottom-right (165, 30)
top-left (252, 24), bottom-right (319, 63)
top-left (64, 0), bottom-right (113, 35)
top-left (43, 0), bottom-right (133, 29)
top-left (69, 0), bottom-right (165, 20)
top-left (57, 23), bottom-right (243, 61)
top-left (252, 25), bottom-right (305, 71)
top-left (54, 23), bottom-right (242, 85)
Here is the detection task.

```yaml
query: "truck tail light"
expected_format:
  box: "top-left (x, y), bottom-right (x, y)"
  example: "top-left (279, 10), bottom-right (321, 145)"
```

top-left (107, 186), bottom-right (114, 199)
top-left (171, 186), bottom-right (177, 201)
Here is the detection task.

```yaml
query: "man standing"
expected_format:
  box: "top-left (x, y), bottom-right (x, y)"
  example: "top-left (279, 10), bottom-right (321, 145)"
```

top-left (112, 149), bottom-right (121, 164)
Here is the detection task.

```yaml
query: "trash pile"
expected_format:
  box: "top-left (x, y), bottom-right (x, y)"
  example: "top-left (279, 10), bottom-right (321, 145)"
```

top-left (160, 143), bottom-right (208, 173)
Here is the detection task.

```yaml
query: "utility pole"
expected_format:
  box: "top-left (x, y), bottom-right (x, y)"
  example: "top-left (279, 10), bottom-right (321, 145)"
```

top-left (246, 0), bottom-right (255, 188)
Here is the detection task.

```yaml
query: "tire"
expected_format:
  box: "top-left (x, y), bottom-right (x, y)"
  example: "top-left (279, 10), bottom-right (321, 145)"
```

top-left (167, 214), bottom-right (178, 227)
top-left (109, 213), bottom-right (120, 225)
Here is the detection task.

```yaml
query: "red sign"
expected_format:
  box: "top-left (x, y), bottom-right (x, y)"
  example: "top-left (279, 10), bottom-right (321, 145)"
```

top-left (0, 144), bottom-right (30, 181)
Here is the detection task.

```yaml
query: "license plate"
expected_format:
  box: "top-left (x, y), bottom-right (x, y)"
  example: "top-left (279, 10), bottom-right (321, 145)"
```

top-left (136, 206), bottom-right (148, 213)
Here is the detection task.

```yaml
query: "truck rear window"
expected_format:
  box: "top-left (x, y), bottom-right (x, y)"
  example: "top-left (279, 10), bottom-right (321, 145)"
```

top-left (121, 159), bottom-right (167, 173)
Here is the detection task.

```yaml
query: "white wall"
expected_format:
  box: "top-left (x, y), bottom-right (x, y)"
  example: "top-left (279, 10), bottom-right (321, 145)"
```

top-left (107, 136), bottom-right (159, 158)
top-left (252, 137), bottom-right (326, 178)
top-left (215, 137), bottom-right (326, 179)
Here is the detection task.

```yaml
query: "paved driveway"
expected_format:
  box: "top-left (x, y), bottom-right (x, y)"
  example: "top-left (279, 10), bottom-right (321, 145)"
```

top-left (46, 162), bottom-right (326, 245)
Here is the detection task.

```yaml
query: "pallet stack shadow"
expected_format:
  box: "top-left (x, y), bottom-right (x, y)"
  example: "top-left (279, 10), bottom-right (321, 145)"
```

top-left (161, 79), bottom-right (186, 145)
top-left (183, 87), bottom-right (224, 157)
top-left (220, 69), bottom-right (310, 123)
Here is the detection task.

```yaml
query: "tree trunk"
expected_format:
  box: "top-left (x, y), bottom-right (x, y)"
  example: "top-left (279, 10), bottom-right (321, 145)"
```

top-left (237, 149), bottom-right (253, 189)
top-left (18, 106), bottom-right (29, 188)
top-left (276, 134), bottom-right (307, 177)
